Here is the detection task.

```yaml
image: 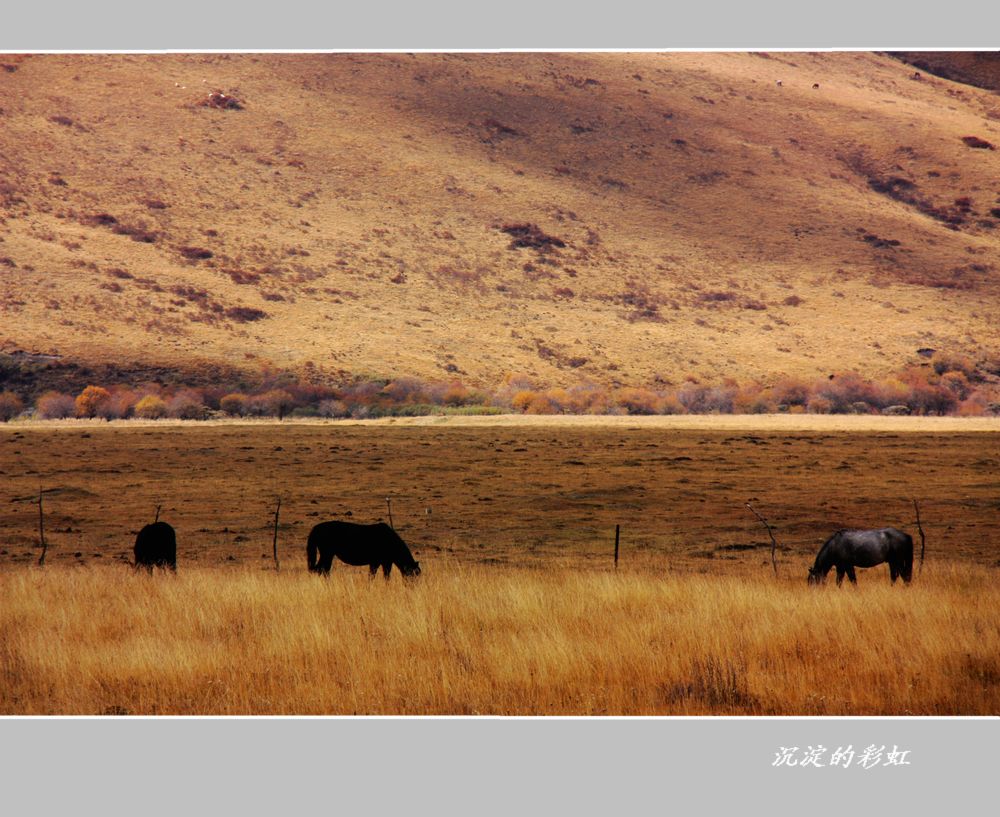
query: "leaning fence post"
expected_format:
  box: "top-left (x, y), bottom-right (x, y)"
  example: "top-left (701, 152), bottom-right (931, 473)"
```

top-left (614, 524), bottom-right (620, 570)
top-left (745, 501), bottom-right (778, 577)
top-left (272, 496), bottom-right (282, 573)
top-left (37, 487), bottom-right (47, 567)
top-left (914, 499), bottom-right (926, 575)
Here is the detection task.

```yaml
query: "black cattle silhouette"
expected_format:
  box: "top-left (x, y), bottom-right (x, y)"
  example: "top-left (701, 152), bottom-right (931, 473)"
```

top-left (134, 521), bottom-right (177, 573)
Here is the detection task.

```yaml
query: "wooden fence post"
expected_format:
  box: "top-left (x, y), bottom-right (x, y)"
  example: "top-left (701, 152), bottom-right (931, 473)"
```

top-left (614, 524), bottom-right (620, 570)
top-left (37, 487), bottom-right (47, 567)
top-left (272, 497), bottom-right (282, 573)
top-left (914, 499), bottom-right (926, 575)
top-left (745, 501), bottom-right (778, 577)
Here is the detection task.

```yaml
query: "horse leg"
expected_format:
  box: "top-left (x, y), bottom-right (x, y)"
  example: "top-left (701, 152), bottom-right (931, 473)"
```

top-left (890, 563), bottom-right (899, 583)
top-left (383, 562), bottom-right (392, 581)
top-left (369, 563), bottom-right (378, 580)
top-left (845, 566), bottom-right (857, 584)
top-left (836, 566), bottom-right (845, 586)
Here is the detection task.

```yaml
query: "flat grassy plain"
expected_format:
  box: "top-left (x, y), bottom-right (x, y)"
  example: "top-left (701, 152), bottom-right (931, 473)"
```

top-left (1, 417), bottom-right (998, 714)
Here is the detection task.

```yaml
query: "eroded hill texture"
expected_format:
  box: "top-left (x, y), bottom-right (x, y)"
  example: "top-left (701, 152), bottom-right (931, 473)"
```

top-left (1, 52), bottom-right (999, 394)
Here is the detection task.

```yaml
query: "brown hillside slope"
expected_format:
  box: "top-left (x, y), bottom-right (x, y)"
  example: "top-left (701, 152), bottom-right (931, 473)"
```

top-left (893, 51), bottom-right (1000, 93)
top-left (0, 52), bottom-right (998, 391)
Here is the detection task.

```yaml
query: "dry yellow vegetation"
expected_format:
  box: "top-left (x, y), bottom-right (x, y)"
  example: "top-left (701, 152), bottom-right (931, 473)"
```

top-left (1, 420), bottom-right (997, 716)
top-left (2, 563), bottom-right (998, 716)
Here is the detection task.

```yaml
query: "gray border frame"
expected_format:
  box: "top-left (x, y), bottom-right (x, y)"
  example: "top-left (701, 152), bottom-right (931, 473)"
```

top-left (2, 1), bottom-right (998, 813)
top-left (1, 717), bottom-right (996, 813)
top-left (3, 1), bottom-right (1000, 50)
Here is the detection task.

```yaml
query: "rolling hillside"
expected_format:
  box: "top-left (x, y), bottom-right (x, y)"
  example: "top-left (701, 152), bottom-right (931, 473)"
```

top-left (1, 52), bottom-right (999, 396)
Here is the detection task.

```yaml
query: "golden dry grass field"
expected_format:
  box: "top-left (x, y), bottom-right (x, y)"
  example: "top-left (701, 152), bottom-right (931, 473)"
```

top-left (1, 418), bottom-right (998, 715)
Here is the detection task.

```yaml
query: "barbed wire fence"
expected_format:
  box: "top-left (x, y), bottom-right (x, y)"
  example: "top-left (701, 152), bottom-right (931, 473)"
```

top-left (3, 482), bottom-right (931, 578)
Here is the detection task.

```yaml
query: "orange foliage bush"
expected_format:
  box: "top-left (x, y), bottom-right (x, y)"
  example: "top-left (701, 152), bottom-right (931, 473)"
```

top-left (614, 388), bottom-right (660, 415)
top-left (512, 390), bottom-right (561, 414)
top-left (732, 384), bottom-right (776, 414)
top-left (771, 377), bottom-right (810, 407)
top-left (441, 382), bottom-right (472, 407)
top-left (75, 386), bottom-right (111, 418)
top-left (219, 393), bottom-right (248, 416)
top-left (0, 390), bottom-right (24, 421)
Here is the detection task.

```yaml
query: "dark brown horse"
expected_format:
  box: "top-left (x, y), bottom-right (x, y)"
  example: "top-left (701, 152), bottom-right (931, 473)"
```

top-left (808, 528), bottom-right (913, 586)
top-left (307, 521), bottom-right (420, 580)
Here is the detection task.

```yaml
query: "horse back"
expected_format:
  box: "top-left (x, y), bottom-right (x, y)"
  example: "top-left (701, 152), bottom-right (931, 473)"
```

top-left (841, 527), bottom-right (911, 565)
top-left (309, 520), bottom-right (396, 566)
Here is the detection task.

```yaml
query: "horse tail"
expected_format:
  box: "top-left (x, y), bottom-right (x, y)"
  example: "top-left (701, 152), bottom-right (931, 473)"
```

top-left (307, 530), bottom-right (319, 573)
top-left (901, 532), bottom-right (914, 581)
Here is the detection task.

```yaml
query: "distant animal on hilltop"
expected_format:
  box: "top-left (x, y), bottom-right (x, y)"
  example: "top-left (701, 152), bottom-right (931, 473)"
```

top-left (134, 521), bottom-right (177, 573)
top-left (808, 527), bottom-right (913, 586)
top-left (307, 520), bottom-right (421, 580)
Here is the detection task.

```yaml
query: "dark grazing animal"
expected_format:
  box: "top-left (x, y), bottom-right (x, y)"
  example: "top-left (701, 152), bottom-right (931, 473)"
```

top-left (307, 521), bottom-right (421, 580)
top-left (808, 527), bottom-right (913, 586)
top-left (134, 521), bottom-right (177, 573)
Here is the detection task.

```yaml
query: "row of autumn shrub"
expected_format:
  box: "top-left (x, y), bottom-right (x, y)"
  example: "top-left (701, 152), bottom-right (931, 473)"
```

top-left (0, 380), bottom-right (501, 421)
top-left (0, 358), bottom-right (996, 422)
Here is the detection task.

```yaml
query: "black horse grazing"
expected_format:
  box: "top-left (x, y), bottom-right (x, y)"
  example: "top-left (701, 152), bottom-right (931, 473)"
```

top-left (307, 521), bottom-right (421, 580)
top-left (134, 521), bottom-right (177, 573)
top-left (808, 528), bottom-right (913, 586)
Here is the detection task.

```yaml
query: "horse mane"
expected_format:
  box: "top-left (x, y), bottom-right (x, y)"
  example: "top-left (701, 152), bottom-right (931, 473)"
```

top-left (383, 524), bottom-right (417, 564)
top-left (812, 530), bottom-right (844, 569)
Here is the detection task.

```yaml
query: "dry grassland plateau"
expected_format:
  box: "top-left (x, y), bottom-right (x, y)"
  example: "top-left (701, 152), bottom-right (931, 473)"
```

top-left (1, 417), bottom-right (998, 715)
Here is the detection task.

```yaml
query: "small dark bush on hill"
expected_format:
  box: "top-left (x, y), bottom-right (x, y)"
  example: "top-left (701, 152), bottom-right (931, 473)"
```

top-left (500, 223), bottom-right (566, 251)
top-left (860, 233), bottom-right (901, 249)
top-left (482, 118), bottom-right (519, 136)
top-left (199, 90), bottom-right (244, 110)
top-left (112, 223), bottom-right (157, 243)
top-left (179, 246), bottom-right (213, 261)
top-left (962, 136), bottom-right (995, 150)
top-left (227, 270), bottom-right (261, 285)
top-left (698, 290), bottom-right (737, 303)
top-left (224, 307), bottom-right (268, 323)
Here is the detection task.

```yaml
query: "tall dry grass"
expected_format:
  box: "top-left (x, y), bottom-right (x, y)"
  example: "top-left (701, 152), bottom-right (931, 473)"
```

top-left (2, 564), bottom-right (998, 716)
